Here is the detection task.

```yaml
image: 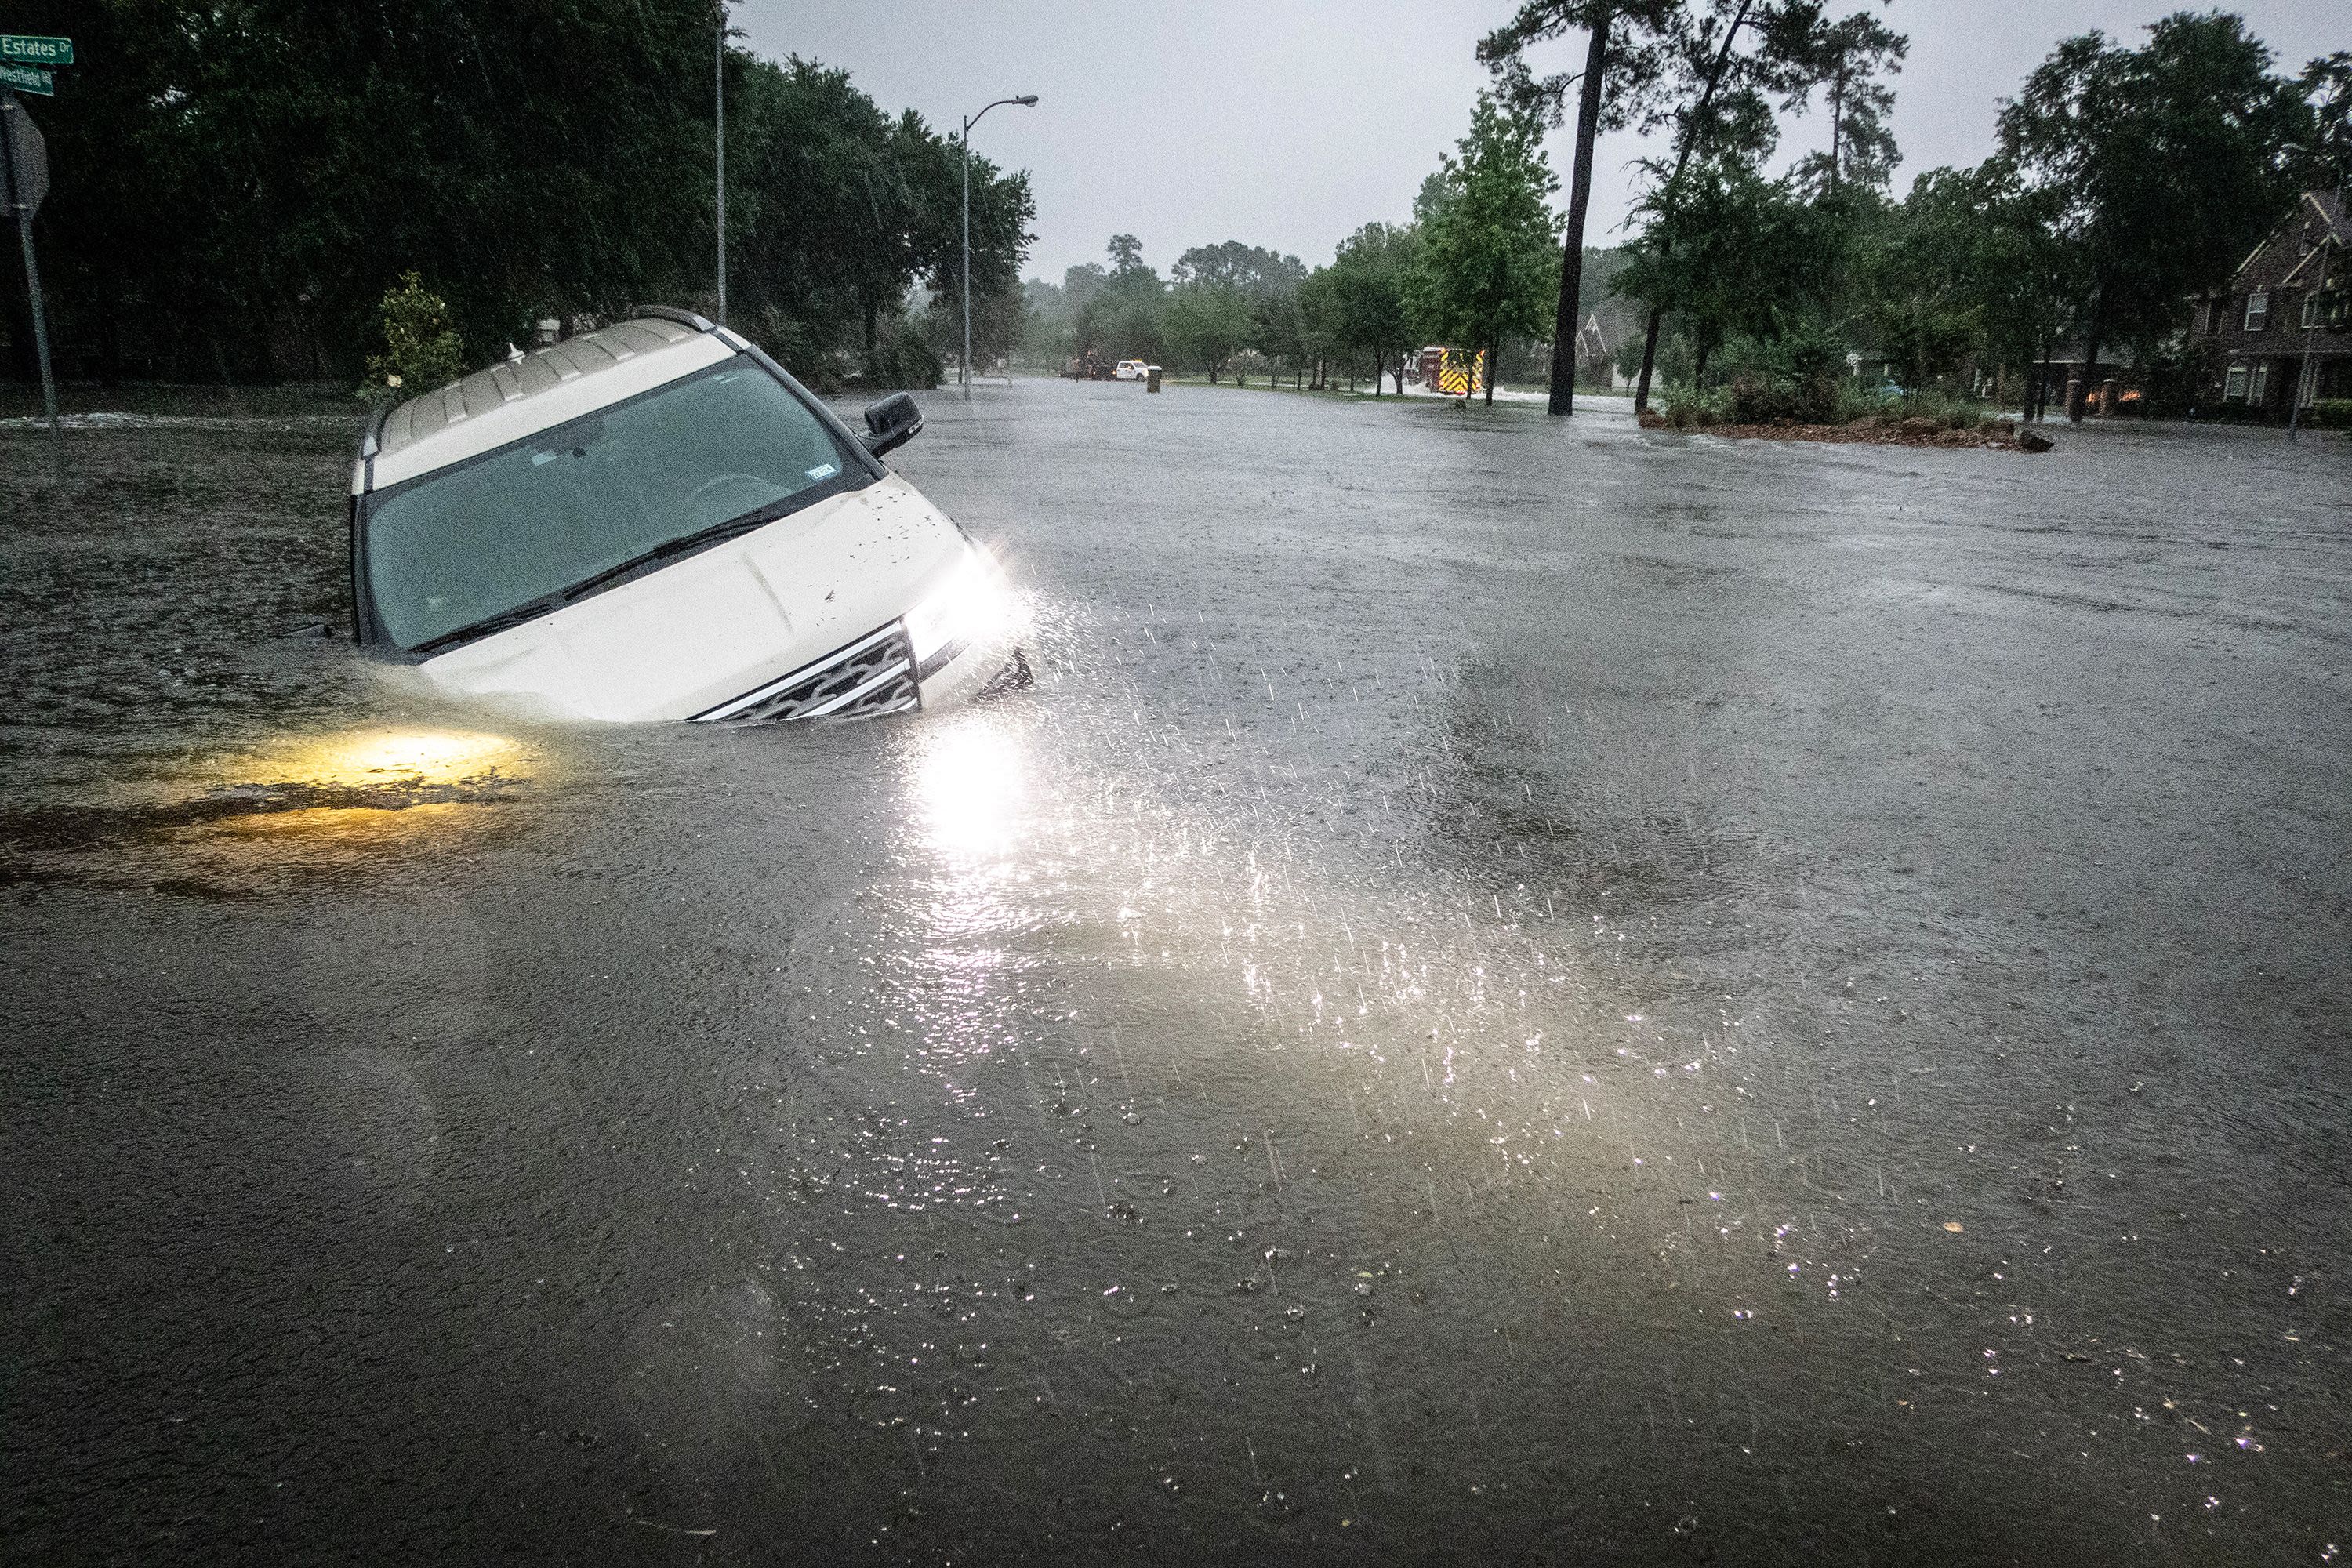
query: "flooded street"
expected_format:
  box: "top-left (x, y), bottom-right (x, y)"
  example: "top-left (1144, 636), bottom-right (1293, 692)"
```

top-left (5, 381), bottom-right (2350, 1564)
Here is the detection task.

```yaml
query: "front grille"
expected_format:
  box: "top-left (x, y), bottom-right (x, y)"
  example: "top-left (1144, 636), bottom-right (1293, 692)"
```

top-left (690, 622), bottom-right (920, 724)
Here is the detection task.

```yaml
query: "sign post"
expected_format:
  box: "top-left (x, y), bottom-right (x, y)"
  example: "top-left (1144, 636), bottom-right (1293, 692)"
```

top-left (1, 90), bottom-right (58, 435)
top-left (0, 35), bottom-right (68, 437)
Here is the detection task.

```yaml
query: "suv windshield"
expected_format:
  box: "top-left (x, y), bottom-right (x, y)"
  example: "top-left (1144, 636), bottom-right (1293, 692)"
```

top-left (364, 357), bottom-right (862, 651)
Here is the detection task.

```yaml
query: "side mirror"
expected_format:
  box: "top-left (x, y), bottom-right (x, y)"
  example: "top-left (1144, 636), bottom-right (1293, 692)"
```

top-left (861, 391), bottom-right (923, 457)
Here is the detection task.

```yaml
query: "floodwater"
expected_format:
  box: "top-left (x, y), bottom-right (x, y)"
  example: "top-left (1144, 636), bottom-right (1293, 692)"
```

top-left (3, 381), bottom-right (2349, 1565)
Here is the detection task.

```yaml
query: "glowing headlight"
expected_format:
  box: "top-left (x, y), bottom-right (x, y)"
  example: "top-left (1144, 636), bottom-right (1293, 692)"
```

top-left (905, 547), bottom-right (1010, 673)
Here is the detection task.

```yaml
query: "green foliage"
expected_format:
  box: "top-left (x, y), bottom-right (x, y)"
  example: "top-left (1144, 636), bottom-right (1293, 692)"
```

top-left (1895, 386), bottom-right (1999, 430)
top-left (1405, 94), bottom-right (1560, 399)
top-left (1073, 238), bottom-right (1167, 362)
top-left (1171, 242), bottom-right (1305, 297)
top-left (1249, 288), bottom-right (1308, 378)
top-left (1320, 223), bottom-right (1426, 390)
top-left (1163, 281), bottom-right (1251, 379)
top-left (1658, 383), bottom-right (1726, 427)
top-left (2303, 53), bottom-right (2352, 189)
top-left (1862, 163), bottom-right (2067, 395)
top-left (10, 9), bottom-right (1029, 384)
top-left (1997, 13), bottom-right (2309, 358)
top-left (1786, 12), bottom-right (1907, 199)
top-left (2304, 399), bottom-right (2352, 430)
top-left (866, 313), bottom-right (942, 390)
top-left (1876, 298), bottom-right (1981, 390)
top-left (358, 273), bottom-right (463, 405)
top-left (1615, 157), bottom-right (1834, 376)
top-left (1716, 318), bottom-right (1846, 422)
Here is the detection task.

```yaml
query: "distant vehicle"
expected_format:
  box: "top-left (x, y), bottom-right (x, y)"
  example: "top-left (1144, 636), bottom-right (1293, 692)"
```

top-left (1115, 359), bottom-right (1149, 381)
top-left (349, 308), bottom-right (1022, 724)
top-left (1066, 354), bottom-right (1119, 381)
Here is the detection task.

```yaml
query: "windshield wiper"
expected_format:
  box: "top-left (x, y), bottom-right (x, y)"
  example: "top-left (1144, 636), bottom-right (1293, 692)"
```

top-left (559, 507), bottom-right (787, 604)
top-left (412, 598), bottom-right (557, 655)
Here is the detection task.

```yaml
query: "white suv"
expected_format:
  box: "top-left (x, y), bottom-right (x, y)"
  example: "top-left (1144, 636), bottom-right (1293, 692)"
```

top-left (349, 309), bottom-right (1021, 724)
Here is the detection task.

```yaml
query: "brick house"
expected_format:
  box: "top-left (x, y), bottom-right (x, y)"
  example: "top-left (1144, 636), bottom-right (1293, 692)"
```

top-left (2196, 189), bottom-right (2348, 417)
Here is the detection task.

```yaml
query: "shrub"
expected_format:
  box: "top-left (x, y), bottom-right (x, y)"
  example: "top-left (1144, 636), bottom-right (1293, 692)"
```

top-left (1717, 321), bottom-right (1843, 423)
top-left (358, 272), bottom-right (463, 405)
top-left (863, 313), bottom-right (942, 390)
top-left (1661, 385), bottom-right (1726, 428)
top-left (2308, 398), bottom-right (2352, 430)
top-left (1900, 387), bottom-right (1997, 430)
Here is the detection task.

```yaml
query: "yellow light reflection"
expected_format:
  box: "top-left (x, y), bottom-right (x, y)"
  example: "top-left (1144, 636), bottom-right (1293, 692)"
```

top-left (268, 728), bottom-right (526, 789)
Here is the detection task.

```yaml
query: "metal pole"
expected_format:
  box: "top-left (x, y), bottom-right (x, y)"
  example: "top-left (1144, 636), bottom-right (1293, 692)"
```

top-left (2288, 242), bottom-right (2326, 445)
top-left (714, 5), bottom-right (726, 327)
top-left (961, 116), bottom-right (971, 399)
top-left (955, 96), bottom-right (1033, 398)
top-left (0, 94), bottom-right (56, 437)
top-left (14, 210), bottom-right (54, 434)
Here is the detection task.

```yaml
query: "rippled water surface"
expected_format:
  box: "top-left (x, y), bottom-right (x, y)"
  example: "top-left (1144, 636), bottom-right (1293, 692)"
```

top-left (5, 382), bottom-right (2350, 1564)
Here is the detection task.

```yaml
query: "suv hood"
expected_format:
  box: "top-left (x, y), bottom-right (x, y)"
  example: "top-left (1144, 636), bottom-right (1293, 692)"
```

top-left (414, 473), bottom-right (967, 722)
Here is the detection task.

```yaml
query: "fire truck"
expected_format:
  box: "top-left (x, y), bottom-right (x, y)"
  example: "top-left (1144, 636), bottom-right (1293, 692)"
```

top-left (1416, 346), bottom-right (1486, 396)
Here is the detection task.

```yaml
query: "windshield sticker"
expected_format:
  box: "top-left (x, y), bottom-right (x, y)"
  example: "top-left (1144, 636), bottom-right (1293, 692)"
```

top-left (531, 450), bottom-right (557, 466)
top-left (807, 463), bottom-right (838, 481)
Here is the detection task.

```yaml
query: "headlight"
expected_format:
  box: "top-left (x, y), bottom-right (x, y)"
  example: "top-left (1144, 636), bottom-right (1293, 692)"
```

top-left (905, 546), bottom-right (1011, 673)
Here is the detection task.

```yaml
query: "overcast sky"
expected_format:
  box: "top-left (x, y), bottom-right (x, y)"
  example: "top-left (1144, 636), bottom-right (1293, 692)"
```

top-left (737, 2), bottom-right (2344, 284)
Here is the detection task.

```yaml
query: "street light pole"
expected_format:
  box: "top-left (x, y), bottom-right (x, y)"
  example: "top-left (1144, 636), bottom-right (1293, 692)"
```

top-left (2287, 239), bottom-right (2328, 445)
top-left (960, 94), bottom-right (1038, 398)
top-left (714, 3), bottom-right (727, 327)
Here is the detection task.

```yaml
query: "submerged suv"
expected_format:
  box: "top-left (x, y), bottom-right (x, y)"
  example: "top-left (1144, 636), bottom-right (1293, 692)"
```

top-left (349, 307), bottom-right (1019, 724)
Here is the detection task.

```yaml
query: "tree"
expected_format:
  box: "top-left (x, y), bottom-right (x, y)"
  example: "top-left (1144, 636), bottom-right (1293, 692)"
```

top-left (1325, 222), bottom-right (1424, 394)
top-left (2300, 52), bottom-right (2352, 190)
top-left (1250, 285), bottom-right (1309, 387)
top-left (1614, 157), bottom-right (1829, 383)
top-left (1163, 279), bottom-right (1251, 380)
top-left (1481, 0), bottom-right (1687, 415)
top-left (1171, 241), bottom-right (1305, 298)
top-left (1073, 236), bottom-right (1167, 362)
top-left (1788, 11), bottom-right (1907, 199)
top-left (1859, 162), bottom-right (2071, 414)
top-left (1998, 13), bottom-right (2308, 419)
top-left (1406, 95), bottom-right (1561, 405)
top-left (1295, 266), bottom-right (1347, 388)
top-left (2, 5), bottom-right (1031, 387)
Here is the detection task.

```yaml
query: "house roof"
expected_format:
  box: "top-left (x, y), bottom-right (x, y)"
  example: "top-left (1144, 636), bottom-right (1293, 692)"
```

top-left (2310, 187), bottom-right (2350, 247)
top-left (2234, 189), bottom-right (2350, 283)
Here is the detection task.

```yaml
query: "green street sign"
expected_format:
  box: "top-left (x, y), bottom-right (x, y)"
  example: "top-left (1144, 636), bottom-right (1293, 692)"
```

top-left (0, 37), bottom-right (74, 67)
top-left (0, 62), bottom-right (53, 96)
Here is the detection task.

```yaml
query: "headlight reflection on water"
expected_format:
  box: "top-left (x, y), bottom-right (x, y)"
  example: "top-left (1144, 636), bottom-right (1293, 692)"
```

top-left (267, 728), bottom-right (527, 791)
top-left (913, 717), bottom-right (1026, 861)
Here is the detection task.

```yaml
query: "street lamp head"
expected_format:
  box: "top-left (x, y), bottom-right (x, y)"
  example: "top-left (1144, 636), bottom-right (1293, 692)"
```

top-left (1014, 95), bottom-right (1040, 107)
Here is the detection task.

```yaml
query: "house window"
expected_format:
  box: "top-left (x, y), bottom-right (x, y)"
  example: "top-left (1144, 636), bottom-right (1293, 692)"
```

top-left (2250, 362), bottom-right (2270, 401)
top-left (2244, 292), bottom-right (2269, 331)
top-left (2225, 365), bottom-right (2249, 401)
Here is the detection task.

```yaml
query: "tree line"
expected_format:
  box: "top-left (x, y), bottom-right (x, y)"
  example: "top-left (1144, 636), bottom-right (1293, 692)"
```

top-left (0, 2), bottom-right (1033, 390)
top-left (1022, 106), bottom-right (1592, 405)
top-left (1032, 4), bottom-right (2349, 421)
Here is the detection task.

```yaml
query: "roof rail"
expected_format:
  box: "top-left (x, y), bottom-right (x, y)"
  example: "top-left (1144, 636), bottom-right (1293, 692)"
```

top-left (359, 400), bottom-right (390, 459)
top-left (632, 304), bottom-right (716, 333)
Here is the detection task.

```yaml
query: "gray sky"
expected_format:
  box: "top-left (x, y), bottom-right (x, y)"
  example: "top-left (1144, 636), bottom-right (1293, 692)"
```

top-left (738, 2), bottom-right (2345, 284)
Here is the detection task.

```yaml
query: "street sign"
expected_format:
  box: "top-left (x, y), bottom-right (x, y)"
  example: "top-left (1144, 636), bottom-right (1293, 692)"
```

top-left (0, 36), bottom-right (74, 67)
top-left (0, 62), bottom-right (54, 96)
top-left (2, 96), bottom-right (45, 215)
top-left (0, 92), bottom-right (57, 433)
